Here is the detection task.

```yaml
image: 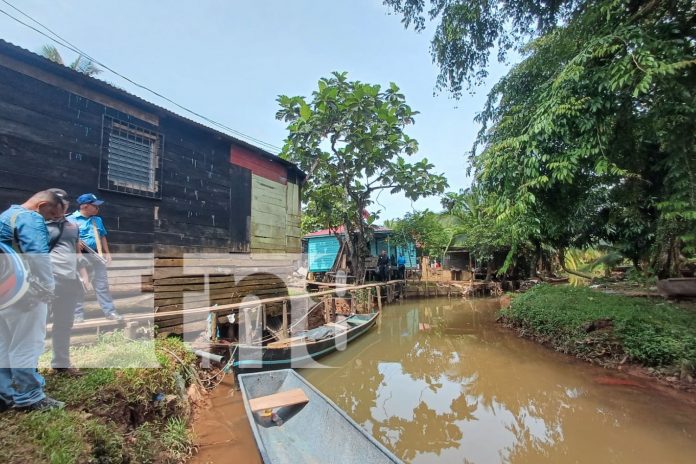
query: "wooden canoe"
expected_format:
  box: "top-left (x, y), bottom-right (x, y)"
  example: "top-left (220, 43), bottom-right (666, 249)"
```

top-left (238, 369), bottom-right (403, 464)
top-left (232, 312), bottom-right (379, 372)
top-left (657, 278), bottom-right (696, 298)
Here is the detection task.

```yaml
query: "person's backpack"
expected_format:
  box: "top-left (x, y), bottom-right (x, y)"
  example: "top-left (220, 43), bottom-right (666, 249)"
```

top-left (0, 241), bottom-right (30, 310)
top-left (0, 211), bottom-right (59, 309)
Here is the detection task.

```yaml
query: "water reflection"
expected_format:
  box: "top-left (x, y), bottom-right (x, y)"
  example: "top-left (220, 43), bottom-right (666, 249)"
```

top-left (301, 298), bottom-right (696, 464)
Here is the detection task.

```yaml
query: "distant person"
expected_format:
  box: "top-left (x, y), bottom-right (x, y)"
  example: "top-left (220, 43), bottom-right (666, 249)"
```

top-left (377, 250), bottom-right (389, 282)
top-left (69, 194), bottom-right (122, 322)
top-left (0, 190), bottom-right (65, 411)
top-left (46, 189), bottom-right (90, 375)
top-left (397, 254), bottom-right (406, 279)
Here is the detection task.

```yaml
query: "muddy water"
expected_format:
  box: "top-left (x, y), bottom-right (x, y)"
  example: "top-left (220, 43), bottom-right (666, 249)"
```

top-left (301, 298), bottom-right (696, 464)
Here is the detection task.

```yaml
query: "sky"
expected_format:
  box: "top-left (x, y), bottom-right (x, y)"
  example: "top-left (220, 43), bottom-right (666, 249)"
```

top-left (0, 0), bottom-right (513, 220)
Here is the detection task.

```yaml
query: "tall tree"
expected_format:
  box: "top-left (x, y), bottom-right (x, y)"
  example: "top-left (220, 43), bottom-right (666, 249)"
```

top-left (388, 0), bottom-right (696, 277)
top-left (277, 72), bottom-right (448, 283)
top-left (40, 45), bottom-right (102, 77)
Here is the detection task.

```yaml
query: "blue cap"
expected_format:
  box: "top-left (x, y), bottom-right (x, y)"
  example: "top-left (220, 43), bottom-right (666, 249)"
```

top-left (76, 193), bottom-right (104, 206)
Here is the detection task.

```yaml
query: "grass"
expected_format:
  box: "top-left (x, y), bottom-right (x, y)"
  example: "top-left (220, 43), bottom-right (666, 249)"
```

top-left (500, 284), bottom-right (696, 376)
top-left (0, 332), bottom-right (199, 464)
top-left (39, 331), bottom-right (160, 369)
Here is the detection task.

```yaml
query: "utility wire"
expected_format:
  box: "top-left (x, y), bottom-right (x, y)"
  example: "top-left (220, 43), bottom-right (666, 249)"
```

top-left (0, 0), bottom-right (282, 153)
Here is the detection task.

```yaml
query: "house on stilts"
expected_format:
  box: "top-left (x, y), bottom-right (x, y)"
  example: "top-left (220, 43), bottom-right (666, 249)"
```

top-left (0, 40), bottom-right (305, 333)
top-left (303, 226), bottom-right (417, 282)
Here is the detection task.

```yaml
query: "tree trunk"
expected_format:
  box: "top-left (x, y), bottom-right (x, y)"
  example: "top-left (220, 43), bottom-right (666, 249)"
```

top-left (558, 248), bottom-right (595, 280)
top-left (532, 241), bottom-right (541, 277)
top-left (651, 219), bottom-right (685, 279)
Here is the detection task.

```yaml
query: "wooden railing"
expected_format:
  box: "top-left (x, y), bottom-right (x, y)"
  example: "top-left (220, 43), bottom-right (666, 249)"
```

top-left (64, 280), bottom-right (405, 332)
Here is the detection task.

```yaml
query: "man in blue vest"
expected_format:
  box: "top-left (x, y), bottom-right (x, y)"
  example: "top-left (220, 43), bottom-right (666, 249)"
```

top-left (397, 254), bottom-right (406, 280)
top-left (69, 194), bottom-right (123, 322)
top-left (0, 190), bottom-right (65, 411)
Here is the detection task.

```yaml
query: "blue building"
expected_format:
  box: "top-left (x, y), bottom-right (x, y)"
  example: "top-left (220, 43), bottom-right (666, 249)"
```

top-left (304, 226), bottom-right (418, 274)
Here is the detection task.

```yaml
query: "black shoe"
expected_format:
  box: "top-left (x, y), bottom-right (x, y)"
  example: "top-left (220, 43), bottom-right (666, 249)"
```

top-left (0, 401), bottom-right (12, 412)
top-left (16, 397), bottom-right (65, 412)
top-left (50, 367), bottom-right (85, 377)
top-left (105, 312), bottom-right (124, 321)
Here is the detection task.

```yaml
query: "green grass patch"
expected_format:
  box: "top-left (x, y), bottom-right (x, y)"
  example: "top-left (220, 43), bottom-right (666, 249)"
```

top-left (500, 284), bottom-right (696, 374)
top-left (1, 333), bottom-right (198, 463)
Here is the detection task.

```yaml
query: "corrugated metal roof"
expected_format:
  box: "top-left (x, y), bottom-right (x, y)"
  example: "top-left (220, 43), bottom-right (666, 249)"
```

top-left (0, 39), bottom-right (305, 180)
top-left (303, 225), bottom-right (393, 238)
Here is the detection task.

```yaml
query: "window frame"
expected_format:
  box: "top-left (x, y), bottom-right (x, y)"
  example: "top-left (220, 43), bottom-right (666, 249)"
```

top-left (98, 114), bottom-right (164, 199)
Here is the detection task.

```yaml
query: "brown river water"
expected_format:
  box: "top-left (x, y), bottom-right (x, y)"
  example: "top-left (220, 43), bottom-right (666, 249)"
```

top-left (300, 297), bottom-right (696, 464)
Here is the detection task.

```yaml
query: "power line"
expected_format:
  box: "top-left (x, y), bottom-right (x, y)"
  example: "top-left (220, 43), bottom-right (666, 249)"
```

top-left (0, 0), bottom-right (282, 153)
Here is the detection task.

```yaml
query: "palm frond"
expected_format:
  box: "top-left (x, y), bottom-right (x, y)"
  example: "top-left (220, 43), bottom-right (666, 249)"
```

top-left (39, 44), bottom-right (64, 65)
top-left (70, 55), bottom-right (102, 76)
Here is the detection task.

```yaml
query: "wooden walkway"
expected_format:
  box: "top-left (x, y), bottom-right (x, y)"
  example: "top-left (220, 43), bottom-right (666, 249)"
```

top-left (50, 280), bottom-right (405, 335)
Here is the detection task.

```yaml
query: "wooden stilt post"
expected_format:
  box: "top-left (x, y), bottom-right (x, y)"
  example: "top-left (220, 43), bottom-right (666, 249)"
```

top-left (210, 311), bottom-right (218, 341)
top-left (281, 300), bottom-right (288, 339)
top-left (376, 285), bottom-right (383, 312)
top-left (323, 296), bottom-right (331, 323)
top-left (243, 307), bottom-right (251, 344)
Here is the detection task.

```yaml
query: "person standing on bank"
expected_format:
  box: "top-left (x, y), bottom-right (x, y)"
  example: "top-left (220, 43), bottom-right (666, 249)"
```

top-left (377, 250), bottom-right (390, 282)
top-left (397, 254), bottom-right (406, 280)
top-left (0, 190), bottom-right (65, 411)
top-left (69, 193), bottom-right (123, 322)
top-left (46, 189), bottom-right (91, 375)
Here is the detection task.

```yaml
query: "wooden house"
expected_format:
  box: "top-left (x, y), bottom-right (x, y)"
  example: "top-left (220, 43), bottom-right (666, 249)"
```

top-left (0, 40), bottom-right (304, 331)
top-left (304, 227), bottom-right (417, 278)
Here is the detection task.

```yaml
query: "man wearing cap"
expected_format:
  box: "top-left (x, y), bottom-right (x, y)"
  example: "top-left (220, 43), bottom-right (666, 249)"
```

top-left (69, 193), bottom-right (123, 322)
top-left (0, 190), bottom-right (65, 411)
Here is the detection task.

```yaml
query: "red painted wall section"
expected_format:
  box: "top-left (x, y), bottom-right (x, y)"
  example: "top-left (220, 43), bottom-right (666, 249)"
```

top-left (230, 145), bottom-right (288, 184)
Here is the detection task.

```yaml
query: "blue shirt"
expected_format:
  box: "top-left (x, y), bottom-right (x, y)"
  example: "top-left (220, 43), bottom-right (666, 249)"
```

top-left (0, 204), bottom-right (55, 292)
top-left (67, 211), bottom-right (108, 251)
top-left (397, 256), bottom-right (406, 266)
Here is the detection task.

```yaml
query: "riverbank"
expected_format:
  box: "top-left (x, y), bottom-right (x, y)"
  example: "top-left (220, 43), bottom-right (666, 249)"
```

top-left (0, 332), bottom-right (200, 464)
top-left (499, 284), bottom-right (696, 391)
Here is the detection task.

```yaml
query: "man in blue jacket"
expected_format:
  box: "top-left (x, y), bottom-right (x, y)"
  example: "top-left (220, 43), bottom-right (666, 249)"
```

top-left (69, 194), bottom-right (122, 322)
top-left (0, 190), bottom-right (65, 411)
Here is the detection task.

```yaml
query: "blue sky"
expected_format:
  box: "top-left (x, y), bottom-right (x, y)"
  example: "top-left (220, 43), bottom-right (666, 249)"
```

top-left (0, 0), bottom-right (513, 219)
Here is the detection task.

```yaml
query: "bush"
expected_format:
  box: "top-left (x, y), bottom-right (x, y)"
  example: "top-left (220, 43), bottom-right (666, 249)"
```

top-left (500, 284), bottom-right (696, 374)
top-left (0, 333), bottom-right (198, 463)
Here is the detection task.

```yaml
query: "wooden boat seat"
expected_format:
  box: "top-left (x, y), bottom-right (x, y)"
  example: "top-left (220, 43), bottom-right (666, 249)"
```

top-left (266, 335), bottom-right (306, 349)
top-left (248, 388), bottom-right (309, 412)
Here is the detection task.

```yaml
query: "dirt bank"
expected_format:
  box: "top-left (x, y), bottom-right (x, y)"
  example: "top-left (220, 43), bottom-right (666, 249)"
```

top-left (498, 285), bottom-right (696, 396)
top-left (190, 377), bottom-right (261, 464)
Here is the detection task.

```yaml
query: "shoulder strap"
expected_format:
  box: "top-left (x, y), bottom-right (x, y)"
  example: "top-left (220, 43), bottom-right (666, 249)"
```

top-left (48, 220), bottom-right (66, 252)
top-left (10, 211), bottom-right (23, 253)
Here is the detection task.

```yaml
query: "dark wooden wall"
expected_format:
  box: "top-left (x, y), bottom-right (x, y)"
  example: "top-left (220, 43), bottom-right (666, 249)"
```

top-left (0, 63), bottom-right (253, 256)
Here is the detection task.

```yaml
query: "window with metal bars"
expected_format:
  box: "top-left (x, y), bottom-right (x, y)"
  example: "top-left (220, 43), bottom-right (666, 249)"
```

top-left (99, 115), bottom-right (163, 198)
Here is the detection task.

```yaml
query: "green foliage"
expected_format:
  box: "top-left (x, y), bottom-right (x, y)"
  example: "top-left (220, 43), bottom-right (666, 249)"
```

top-left (0, 333), bottom-right (197, 464)
top-left (388, 210), bottom-right (450, 257)
top-left (441, 188), bottom-right (513, 269)
top-left (277, 72), bottom-right (447, 280)
top-left (501, 285), bottom-right (696, 372)
top-left (391, 0), bottom-right (696, 276)
top-left (162, 417), bottom-right (195, 462)
top-left (384, 0), bottom-right (583, 95)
